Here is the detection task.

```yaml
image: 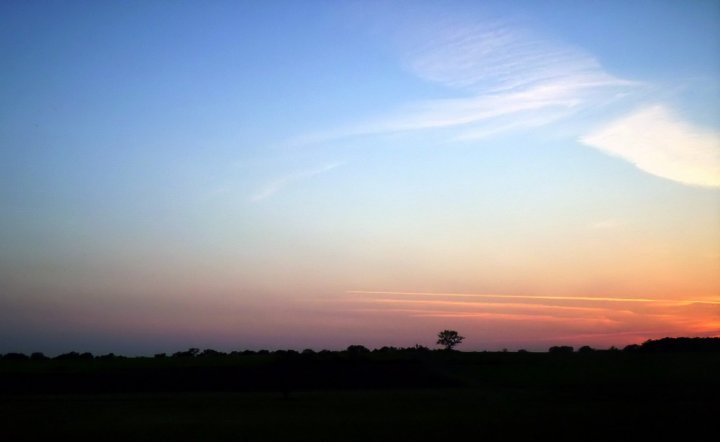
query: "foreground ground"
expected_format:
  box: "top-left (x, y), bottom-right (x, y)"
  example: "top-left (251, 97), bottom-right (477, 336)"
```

top-left (1, 349), bottom-right (718, 441)
top-left (3, 386), bottom-right (716, 441)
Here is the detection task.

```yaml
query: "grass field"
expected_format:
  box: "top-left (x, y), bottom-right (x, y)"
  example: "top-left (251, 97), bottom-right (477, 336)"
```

top-left (3, 385), bottom-right (715, 441)
top-left (1, 350), bottom-right (718, 441)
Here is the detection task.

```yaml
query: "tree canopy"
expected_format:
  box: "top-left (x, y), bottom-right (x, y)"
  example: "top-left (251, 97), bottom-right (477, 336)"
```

top-left (437, 330), bottom-right (465, 351)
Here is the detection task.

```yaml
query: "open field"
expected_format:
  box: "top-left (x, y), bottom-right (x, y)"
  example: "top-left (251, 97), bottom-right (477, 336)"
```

top-left (2, 350), bottom-right (718, 441)
top-left (2, 384), bottom-right (716, 441)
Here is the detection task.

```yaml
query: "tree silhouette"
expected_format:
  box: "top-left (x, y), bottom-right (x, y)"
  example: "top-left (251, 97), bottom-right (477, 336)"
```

top-left (548, 346), bottom-right (573, 354)
top-left (437, 330), bottom-right (465, 351)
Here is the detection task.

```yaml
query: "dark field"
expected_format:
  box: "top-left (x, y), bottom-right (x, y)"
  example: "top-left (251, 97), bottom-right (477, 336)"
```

top-left (2, 350), bottom-right (718, 441)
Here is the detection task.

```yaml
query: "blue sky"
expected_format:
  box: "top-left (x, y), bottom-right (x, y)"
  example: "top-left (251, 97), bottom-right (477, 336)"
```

top-left (1, 1), bottom-right (719, 354)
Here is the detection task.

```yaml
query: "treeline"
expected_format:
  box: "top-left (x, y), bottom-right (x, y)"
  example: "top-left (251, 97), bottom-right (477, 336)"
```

top-left (623, 337), bottom-right (720, 353)
top-left (1, 338), bottom-right (719, 395)
top-left (547, 337), bottom-right (720, 354)
top-left (0, 344), bottom-right (459, 394)
top-left (1, 337), bottom-right (718, 361)
top-left (0, 344), bottom-right (431, 361)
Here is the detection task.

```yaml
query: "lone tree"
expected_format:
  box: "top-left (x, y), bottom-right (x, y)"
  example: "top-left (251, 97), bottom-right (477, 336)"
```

top-left (437, 329), bottom-right (465, 351)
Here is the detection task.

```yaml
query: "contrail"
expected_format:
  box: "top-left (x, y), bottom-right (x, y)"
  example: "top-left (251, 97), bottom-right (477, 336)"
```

top-left (347, 290), bottom-right (720, 305)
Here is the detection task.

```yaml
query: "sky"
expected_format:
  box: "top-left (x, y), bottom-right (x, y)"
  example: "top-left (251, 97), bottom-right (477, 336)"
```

top-left (1, 0), bottom-right (719, 355)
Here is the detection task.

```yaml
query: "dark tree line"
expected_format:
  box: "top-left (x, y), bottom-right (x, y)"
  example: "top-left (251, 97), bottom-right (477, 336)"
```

top-left (2, 337), bottom-right (718, 361)
top-left (624, 337), bottom-right (720, 353)
top-left (0, 344), bottom-right (434, 361)
top-left (550, 337), bottom-right (720, 354)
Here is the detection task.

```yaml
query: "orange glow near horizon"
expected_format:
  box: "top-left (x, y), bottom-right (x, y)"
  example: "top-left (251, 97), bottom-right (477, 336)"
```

top-left (319, 289), bottom-right (720, 349)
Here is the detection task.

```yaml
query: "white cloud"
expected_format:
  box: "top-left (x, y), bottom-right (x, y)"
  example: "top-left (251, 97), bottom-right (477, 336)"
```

top-left (285, 17), bottom-right (719, 192)
top-left (404, 22), bottom-right (625, 94)
top-left (250, 162), bottom-right (344, 202)
top-left (580, 105), bottom-right (720, 188)
top-left (287, 20), bottom-right (636, 147)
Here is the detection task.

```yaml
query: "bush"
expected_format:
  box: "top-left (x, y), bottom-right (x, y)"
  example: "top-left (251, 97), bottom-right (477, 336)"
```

top-left (2, 353), bottom-right (29, 361)
top-left (548, 346), bottom-right (574, 354)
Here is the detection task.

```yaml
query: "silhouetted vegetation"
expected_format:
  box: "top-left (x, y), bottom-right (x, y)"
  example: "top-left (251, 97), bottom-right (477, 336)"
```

top-left (199, 348), bottom-right (226, 358)
top-left (628, 337), bottom-right (720, 353)
top-left (436, 329), bottom-right (465, 350)
top-left (548, 345), bottom-right (574, 354)
top-left (1, 352), bottom-right (29, 361)
top-left (172, 348), bottom-right (200, 358)
top-left (54, 351), bottom-right (94, 360)
top-left (1, 337), bottom-right (717, 395)
top-left (1, 337), bottom-right (718, 440)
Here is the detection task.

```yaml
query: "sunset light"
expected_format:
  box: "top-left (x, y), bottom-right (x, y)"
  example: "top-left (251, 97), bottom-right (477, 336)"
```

top-left (1, 1), bottom-right (718, 356)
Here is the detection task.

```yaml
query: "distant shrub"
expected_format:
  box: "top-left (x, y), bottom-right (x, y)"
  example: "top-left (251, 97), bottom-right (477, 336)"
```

top-left (97, 353), bottom-right (119, 360)
top-left (2, 352), bottom-right (29, 361)
top-left (346, 345), bottom-right (370, 354)
top-left (55, 352), bottom-right (79, 360)
top-left (55, 352), bottom-right (93, 360)
top-left (578, 346), bottom-right (595, 353)
top-left (30, 352), bottom-right (48, 360)
top-left (172, 348), bottom-right (199, 358)
top-left (548, 346), bottom-right (574, 354)
top-left (638, 337), bottom-right (720, 353)
top-left (199, 349), bottom-right (226, 357)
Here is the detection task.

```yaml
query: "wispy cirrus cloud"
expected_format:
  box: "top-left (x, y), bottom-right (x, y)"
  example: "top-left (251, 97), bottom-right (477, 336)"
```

top-left (404, 21), bottom-right (626, 94)
top-left (250, 162), bottom-right (344, 202)
top-left (580, 105), bottom-right (720, 188)
top-left (402, 23), bottom-right (720, 187)
top-left (289, 20), bottom-right (636, 147)
top-left (289, 17), bottom-right (719, 190)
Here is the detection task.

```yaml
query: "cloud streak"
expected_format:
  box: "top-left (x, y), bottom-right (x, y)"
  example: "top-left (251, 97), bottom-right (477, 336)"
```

top-left (288, 16), bottom-right (718, 190)
top-left (250, 162), bottom-right (344, 202)
top-left (341, 289), bottom-right (720, 347)
top-left (288, 20), bottom-right (635, 147)
top-left (404, 21), bottom-right (625, 94)
top-left (580, 105), bottom-right (720, 187)
top-left (347, 290), bottom-right (720, 305)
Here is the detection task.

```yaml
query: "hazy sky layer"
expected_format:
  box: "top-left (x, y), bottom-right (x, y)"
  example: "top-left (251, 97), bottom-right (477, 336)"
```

top-left (1, 1), bottom-right (719, 354)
